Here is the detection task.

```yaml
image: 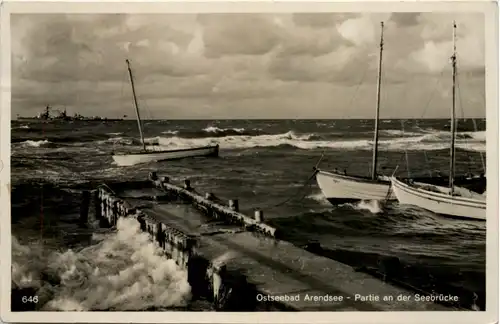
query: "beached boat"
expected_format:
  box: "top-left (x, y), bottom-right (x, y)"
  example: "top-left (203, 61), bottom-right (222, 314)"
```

top-left (112, 59), bottom-right (219, 166)
top-left (315, 22), bottom-right (394, 204)
top-left (390, 22), bottom-right (486, 220)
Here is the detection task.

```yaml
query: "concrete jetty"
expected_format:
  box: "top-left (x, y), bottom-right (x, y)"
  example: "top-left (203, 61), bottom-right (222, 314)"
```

top-left (85, 172), bottom-right (457, 311)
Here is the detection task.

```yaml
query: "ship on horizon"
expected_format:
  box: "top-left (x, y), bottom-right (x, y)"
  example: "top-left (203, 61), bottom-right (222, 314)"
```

top-left (16, 105), bottom-right (125, 122)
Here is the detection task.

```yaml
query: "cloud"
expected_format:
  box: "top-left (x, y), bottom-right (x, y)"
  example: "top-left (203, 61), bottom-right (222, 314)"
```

top-left (389, 12), bottom-right (421, 27)
top-left (402, 13), bottom-right (485, 73)
top-left (336, 13), bottom-right (392, 46)
top-left (292, 13), bottom-right (358, 28)
top-left (10, 12), bottom-right (486, 119)
top-left (197, 14), bottom-right (283, 58)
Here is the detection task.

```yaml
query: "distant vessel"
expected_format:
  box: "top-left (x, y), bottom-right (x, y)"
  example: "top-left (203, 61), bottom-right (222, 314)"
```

top-left (111, 59), bottom-right (219, 166)
top-left (16, 105), bottom-right (124, 122)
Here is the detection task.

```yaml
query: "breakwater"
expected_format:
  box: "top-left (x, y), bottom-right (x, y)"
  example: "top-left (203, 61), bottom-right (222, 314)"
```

top-left (86, 172), bottom-right (456, 311)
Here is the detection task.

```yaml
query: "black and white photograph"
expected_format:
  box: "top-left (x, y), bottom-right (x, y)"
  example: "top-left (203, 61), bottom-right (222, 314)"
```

top-left (1, 1), bottom-right (498, 323)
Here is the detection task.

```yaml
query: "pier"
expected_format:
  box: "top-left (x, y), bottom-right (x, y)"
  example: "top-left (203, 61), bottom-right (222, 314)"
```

top-left (85, 172), bottom-right (455, 311)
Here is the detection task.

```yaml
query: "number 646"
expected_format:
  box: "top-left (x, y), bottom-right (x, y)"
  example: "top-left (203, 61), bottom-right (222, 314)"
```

top-left (21, 296), bottom-right (38, 303)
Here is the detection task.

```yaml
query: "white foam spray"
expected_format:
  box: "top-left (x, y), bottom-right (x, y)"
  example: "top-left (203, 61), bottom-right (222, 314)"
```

top-left (306, 192), bottom-right (330, 206)
top-left (12, 217), bottom-right (191, 311)
top-left (354, 200), bottom-right (383, 214)
top-left (338, 200), bottom-right (383, 214)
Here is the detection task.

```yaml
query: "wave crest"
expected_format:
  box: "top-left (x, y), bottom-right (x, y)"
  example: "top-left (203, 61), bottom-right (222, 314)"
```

top-left (133, 130), bottom-right (485, 153)
top-left (20, 140), bottom-right (51, 147)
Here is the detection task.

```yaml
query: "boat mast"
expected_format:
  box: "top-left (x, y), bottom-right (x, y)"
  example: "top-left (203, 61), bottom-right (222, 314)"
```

top-left (125, 59), bottom-right (146, 152)
top-left (449, 22), bottom-right (457, 195)
top-left (371, 21), bottom-right (384, 180)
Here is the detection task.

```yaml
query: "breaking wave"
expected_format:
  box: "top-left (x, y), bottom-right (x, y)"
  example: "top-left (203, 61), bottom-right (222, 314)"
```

top-left (204, 126), bottom-right (244, 134)
top-left (380, 130), bottom-right (421, 137)
top-left (12, 133), bottom-right (110, 145)
top-left (160, 127), bottom-right (261, 139)
top-left (12, 218), bottom-right (191, 311)
top-left (464, 131), bottom-right (486, 141)
top-left (124, 130), bottom-right (485, 153)
top-left (99, 137), bottom-right (159, 146)
top-left (13, 128), bottom-right (486, 154)
top-left (306, 192), bottom-right (330, 205)
top-left (161, 130), bottom-right (179, 135)
top-left (13, 125), bottom-right (30, 129)
top-left (351, 200), bottom-right (383, 214)
top-left (19, 140), bottom-right (51, 147)
top-left (189, 126), bottom-right (262, 138)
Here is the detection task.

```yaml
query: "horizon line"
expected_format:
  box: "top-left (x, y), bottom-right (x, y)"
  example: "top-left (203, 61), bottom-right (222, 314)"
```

top-left (11, 117), bottom-right (487, 121)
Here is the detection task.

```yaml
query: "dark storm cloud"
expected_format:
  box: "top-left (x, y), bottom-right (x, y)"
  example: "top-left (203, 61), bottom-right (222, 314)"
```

top-left (10, 12), bottom-right (486, 118)
top-left (292, 13), bottom-right (359, 28)
top-left (197, 14), bottom-right (282, 58)
top-left (389, 13), bottom-right (421, 27)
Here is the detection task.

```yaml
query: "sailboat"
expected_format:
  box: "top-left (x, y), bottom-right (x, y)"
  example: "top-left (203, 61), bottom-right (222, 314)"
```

top-left (390, 22), bottom-right (487, 221)
top-left (112, 59), bottom-right (219, 166)
top-left (315, 22), bottom-right (395, 204)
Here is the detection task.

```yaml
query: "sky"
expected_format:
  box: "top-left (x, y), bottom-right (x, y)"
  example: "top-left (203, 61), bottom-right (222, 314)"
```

top-left (10, 12), bottom-right (485, 119)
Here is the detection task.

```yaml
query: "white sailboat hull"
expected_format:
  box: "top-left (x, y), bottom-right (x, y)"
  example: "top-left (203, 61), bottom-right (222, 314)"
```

top-left (390, 177), bottom-right (486, 220)
top-left (112, 145), bottom-right (219, 166)
top-left (315, 170), bottom-right (395, 204)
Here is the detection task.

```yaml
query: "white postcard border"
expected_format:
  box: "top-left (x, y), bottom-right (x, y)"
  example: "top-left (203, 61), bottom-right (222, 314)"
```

top-left (0, 1), bottom-right (498, 323)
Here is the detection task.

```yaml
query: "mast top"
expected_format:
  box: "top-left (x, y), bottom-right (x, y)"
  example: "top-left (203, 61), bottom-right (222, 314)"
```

top-left (451, 21), bottom-right (457, 62)
top-left (379, 21), bottom-right (384, 48)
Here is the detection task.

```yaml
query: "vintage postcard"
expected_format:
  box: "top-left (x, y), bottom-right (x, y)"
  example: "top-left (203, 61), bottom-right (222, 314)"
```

top-left (0, 0), bottom-right (498, 323)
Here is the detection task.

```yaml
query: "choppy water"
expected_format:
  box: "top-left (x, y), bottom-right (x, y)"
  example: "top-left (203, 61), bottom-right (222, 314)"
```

top-left (10, 118), bottom-right (487, 311)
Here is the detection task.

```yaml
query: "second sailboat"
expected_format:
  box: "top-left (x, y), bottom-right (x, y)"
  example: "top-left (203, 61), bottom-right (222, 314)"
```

top-left (315, 22), bottom-right (392, 204)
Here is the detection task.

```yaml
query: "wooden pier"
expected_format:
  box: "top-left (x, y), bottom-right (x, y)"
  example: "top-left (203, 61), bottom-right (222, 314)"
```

top-left (86, 172), bottom-right (455, 311)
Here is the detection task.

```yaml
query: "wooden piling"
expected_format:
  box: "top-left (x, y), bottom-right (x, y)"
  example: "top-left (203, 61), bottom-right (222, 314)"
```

top-left (100, 191), bottom-right (107, 223)
top-left (79, 190), bottom-right (91, 225)
top-left (254, 210), bottom-right (264, 223)
top-left (165, 231), bottom-right (172, 255)
top-left (149, 175), bottom-right (277, 237)
top-left (156, 222), bottom-right (164, 245)
top-left (184, 179), bottom-right (192, 190)
top-left (93, 189), bottom-right (101, 220)
top-left (112, 200), bottom-right (119, 226)
top-left (188, 255), bottom-right (211, 298)
top-left (138, 213), bottom-right (146, 232)
top-left (229, 199), bottom-right (239, 212)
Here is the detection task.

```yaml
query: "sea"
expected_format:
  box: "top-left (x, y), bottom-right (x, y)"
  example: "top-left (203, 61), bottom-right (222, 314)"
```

top-left (10, 118), bottom-right (487, 311)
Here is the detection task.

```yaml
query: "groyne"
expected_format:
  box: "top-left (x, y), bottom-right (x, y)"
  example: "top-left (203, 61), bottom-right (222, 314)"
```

top-left (85, 172), bottom-right (457, 311)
